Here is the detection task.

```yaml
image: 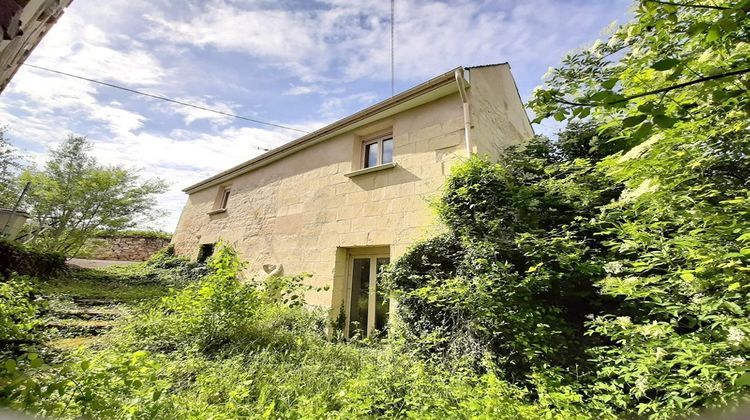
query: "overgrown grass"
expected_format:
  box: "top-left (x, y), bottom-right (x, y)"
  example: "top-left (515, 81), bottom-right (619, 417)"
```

top-left (31, 268), bottom-right (170, 304)
top-left (1, 243), bottom-right (589, 419)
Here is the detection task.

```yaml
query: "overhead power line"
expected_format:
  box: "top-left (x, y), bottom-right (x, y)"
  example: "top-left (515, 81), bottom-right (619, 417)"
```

top-left (390, 0), bottom-right (395, 97)
top-left (21, 63), bottom-right (311, 135)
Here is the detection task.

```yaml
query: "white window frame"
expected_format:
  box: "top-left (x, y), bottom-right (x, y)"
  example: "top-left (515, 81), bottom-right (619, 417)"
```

top-left (361, 133), bottom-right (393, 169)
top-left (344, 253), bottom-right (390, 338)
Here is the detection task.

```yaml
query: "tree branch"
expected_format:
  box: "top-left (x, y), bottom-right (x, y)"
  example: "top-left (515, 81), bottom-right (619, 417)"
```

top-left (644, 0), bottom-right (732, 10)
top-left (553, 67), bottom-right (750, 107)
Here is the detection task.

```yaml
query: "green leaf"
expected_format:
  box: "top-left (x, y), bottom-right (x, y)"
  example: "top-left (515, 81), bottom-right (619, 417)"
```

top-left (722, 301), bottom-right (743, 315)
top-left (632, 123), bottom-right (653, 141)
top-left (527, 262), bottom-right (544, 273)
top-left (553, 112), bottom-right (566, 122)
top-left (653, 115), bottom-right (678, 128)
top-left (680, 272), bottom-right (696, 282)
top-left (590, 91), bottom-right (613, 102)
top-left (706, 26), bottom-right (721, 42)
top-left (688, 22), bottom-right (709, 35)
top-left (728, 282), bottom-right (741, 291)
top-left (736, 373), bottom-right (750, 387)
top-left (652, 58), bottom-right (680, 71)
top-left (637, 102), bottom-right (654, 113)
top-left (80, 360), bottom-right (90, 371)
top-left (623, 115), bottom-right (648, 127)
top-left (4, 359), bottom-right (17, 373)
top-left (602, 78), bottom-right (618, 89)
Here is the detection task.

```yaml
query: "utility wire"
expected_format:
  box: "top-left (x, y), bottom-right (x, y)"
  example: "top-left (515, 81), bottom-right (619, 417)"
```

top-left (390, 0), bottom-right (395, 97)
top-left (22, 63), bottom-right (311, 135)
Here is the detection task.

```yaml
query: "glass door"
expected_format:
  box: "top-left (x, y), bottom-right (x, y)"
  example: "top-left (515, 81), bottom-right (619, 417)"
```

top-left (346, 254), bottom-right (390, 338)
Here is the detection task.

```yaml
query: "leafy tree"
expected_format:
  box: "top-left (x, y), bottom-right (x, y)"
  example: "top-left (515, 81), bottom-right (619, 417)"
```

top-left (529, 0), bottom-right (749, 131)
top-left (20, 136), bottom-right (167, 256)
top-left (0, 126), bottom-right (22, 208)
top-left (389, 0), bottom-right (750, 417)
top-left (385, 132), bottom-right (625, 381)
top-left (529, 1), bottom-right (750, 416)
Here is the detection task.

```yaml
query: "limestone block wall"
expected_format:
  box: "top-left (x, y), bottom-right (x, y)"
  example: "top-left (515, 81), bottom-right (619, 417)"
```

top-left (80, 236), bottom-right (171, 261)
top-left (467, 64), bottom-right (535, 159)
top-left (171, 65), bottom-right (532, 313)
top-left (173, 93), bottom-right (466, 309)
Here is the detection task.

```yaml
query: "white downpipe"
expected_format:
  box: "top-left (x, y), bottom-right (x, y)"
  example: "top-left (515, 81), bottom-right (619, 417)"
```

top-left (454, 68), bottom-right (472, 156)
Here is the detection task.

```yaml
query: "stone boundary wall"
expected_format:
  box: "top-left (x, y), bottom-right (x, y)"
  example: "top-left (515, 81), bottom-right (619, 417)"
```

top-left (80, 236), bottom-right (171, 261)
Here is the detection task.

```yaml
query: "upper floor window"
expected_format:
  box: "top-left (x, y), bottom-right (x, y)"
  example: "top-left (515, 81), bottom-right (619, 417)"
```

top-left (211, 185), bottom-right (231, 213)
top-left (219, 187), bottom-right (231, 209)
top-left (362, 134), bottom-right (393, 168)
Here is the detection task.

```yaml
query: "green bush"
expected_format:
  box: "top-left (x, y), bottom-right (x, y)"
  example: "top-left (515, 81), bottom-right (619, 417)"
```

top-left (384, 149), bottom-right (621, 378)
top-left (92, 229), bottom-right (172, 240)
top-left (0, 276), bottom-right (40, 348)
top-left (386, 128), bottom-right (750, 417)
top-left (1, 242), bottom-right (596, 419)
top-left (0, 240), bottom-right (66, 280)
top-left (124, 242), bottom-right (259, 353)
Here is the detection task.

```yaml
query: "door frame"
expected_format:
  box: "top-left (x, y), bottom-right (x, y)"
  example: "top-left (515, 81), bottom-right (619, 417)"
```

top-left (344, 250), bottom-right (390, 338)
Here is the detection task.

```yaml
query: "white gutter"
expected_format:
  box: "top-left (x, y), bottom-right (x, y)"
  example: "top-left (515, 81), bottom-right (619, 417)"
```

top-left (454, 68), bottom-right (472, 155)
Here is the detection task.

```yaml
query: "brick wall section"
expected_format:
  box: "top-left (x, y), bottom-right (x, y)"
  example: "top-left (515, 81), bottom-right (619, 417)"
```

top-left (81, 236), bottom-right (171, 261)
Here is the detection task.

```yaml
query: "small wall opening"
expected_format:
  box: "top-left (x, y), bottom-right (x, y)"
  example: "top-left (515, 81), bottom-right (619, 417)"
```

top-left (197, 243), bottom-right (215, 263)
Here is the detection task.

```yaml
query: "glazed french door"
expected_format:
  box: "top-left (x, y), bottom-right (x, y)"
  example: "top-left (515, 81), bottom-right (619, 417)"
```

top-left (345, 254), bottom-right (390, 338)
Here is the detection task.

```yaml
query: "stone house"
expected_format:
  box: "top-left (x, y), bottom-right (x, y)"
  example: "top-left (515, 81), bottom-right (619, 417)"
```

top-left (172, 63), bottom-right (533, 337)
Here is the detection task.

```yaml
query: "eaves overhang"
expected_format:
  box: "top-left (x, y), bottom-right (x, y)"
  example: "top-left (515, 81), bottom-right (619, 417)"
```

top-left (183, 66), bottom-right (468, 194)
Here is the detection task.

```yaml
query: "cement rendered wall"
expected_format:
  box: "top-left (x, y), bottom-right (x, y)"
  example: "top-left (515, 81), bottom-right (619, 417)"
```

top-left (171, 66), bottom-right (531, 315)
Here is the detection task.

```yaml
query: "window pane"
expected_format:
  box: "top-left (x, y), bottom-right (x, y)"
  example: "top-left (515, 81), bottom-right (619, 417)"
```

top-left (364, 142), bottom-right (379, 168)
top-left (349, 258), bottom-right (371, 338)
top-left (374, 257), bottom-right (390, 335)
top-left (381, 139), bottom-right (393, 164)
top-left (221, 190), bottom-right (231, 208)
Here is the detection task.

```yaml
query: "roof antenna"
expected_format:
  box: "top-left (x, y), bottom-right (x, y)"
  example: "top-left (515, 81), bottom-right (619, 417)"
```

top-left (390, 0), bottom-right (395, 97)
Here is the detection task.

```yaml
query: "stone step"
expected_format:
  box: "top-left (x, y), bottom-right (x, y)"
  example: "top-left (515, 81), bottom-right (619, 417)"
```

top-left (43, 320), bottom-right (114, 336)
top-left (47, 310), bottom-right (120, 321)
top-left (71, 297), bottom-right (116, 307)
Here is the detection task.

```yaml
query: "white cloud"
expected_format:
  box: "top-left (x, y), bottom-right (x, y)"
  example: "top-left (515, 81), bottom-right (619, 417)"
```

top-left (283, 84), bottom-right (344, 96)
top-left (169, 96), bottom-right (238, 126)
top-left (28, 11), bottom-right (166, 87)
top-left (0, 0), bottom-right (630, 233)
top-left (145, 0), bottom-right (628, 85)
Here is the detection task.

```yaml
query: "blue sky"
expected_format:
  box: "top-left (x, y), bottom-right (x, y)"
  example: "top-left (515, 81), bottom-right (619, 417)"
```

top-left (0, 0), bottom-right (631, 231)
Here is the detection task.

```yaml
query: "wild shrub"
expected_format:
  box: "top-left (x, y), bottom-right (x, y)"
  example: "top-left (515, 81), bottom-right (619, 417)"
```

top-left (384, 144), bottom-right (622, 378)
top-left (101, 244), bottom-right (207, 287)
top-left (1, 350), bottom-right (171, 418)
top-left (124, 242), bottom-right (258, 353)
top-left (2, 241), bottom-right (599, 419)
top-left (0, 240), bottom-right (66, 280)
top-left (0, 276), bottom-right (39, 348)
top-left (387, 130), bottom-right (750, 416)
